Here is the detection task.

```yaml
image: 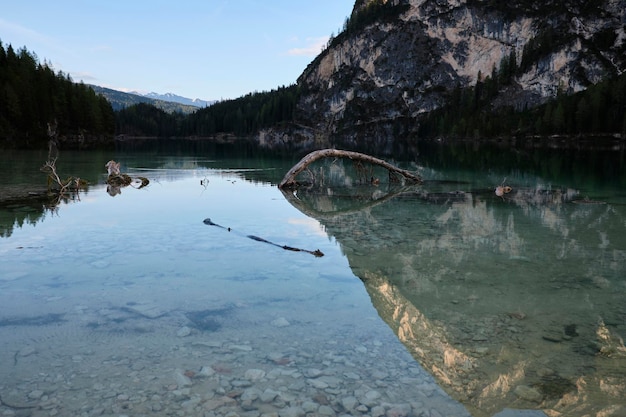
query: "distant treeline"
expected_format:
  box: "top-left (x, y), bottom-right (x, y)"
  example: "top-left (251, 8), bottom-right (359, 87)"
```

top-left (0, 41), bottom-right (115, 148)
top-left (115, 85), bottom-right (300, 137)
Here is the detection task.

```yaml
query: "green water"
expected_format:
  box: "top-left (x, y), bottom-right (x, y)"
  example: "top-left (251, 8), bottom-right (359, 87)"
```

top-left (0, 140), bottom-right (624, 417)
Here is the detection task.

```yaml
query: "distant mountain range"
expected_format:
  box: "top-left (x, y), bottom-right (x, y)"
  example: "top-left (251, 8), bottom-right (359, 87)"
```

top-left (89, 85), bottom-right (216, 114)
top-left (137, 92), bottom-right (214, 108)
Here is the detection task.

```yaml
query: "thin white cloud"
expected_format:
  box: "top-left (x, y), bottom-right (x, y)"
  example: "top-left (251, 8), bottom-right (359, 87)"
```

top-left (286, 36), bottom-right (329, 57)
top-left (71, 71), bottom-right (98, 82)
top-left (106, 86), bottom-right (147, 95)
top-left (0, 18), bottom-right (57, 49)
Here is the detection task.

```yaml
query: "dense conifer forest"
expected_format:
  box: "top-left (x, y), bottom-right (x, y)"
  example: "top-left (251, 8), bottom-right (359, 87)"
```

top-left (0, 41), bottom-right (115, 149)
top-left (88, 1), bottom-right (626, 144)
top-left (115, 85), bottom-right (300, 138)
top-left (1, 37), bottom-right (624, 149)
top-left (417, 55), bottom-right (626, 139)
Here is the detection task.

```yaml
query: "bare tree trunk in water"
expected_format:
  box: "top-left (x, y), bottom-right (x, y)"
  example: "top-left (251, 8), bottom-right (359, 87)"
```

top-left (278, 149), bottom-right (422, 189)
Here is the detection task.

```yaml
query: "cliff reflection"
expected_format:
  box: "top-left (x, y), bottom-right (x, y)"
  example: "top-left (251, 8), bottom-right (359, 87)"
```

top-left (282, 180), bottom-right (626, 417)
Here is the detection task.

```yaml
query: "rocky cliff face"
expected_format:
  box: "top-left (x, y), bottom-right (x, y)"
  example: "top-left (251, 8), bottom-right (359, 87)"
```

top-left (265, 0), bottom-right (625, 151)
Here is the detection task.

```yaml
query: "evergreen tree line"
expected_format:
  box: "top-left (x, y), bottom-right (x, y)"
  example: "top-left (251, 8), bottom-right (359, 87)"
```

top-left (3, 37), bottom-right (624, 147)
top-left (115, 103), bottom-right (185, 137)
top-left (0, 41), bottom-right (115, 148)
top-left (115, 85), bottom-right (300, 137)
top-left (418, 51), bottom-right (626, 139)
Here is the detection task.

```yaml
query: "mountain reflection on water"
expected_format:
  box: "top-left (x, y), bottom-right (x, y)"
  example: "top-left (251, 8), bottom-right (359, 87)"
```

top-left (2, 141), bottom-right (625, 417)
top-left (280, 159), bottom-right (626, 417)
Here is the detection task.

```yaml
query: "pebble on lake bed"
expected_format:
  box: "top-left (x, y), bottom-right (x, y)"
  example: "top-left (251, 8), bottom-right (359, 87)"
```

top-left (270, 317), bottom-right (290, 327)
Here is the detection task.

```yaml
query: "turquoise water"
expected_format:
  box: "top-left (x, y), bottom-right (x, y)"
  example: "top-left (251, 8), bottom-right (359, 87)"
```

top-left (1, 142), bottom-right (625, 417)
top-left (0, 149), bottom-right (470, 417)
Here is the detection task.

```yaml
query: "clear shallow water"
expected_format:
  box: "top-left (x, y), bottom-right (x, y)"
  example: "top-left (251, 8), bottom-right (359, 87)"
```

top-left (284, 145), bottom-right (626, 417)
top-left (0, 150), bottom-right (469, 417)
top-left (1, 143), bottom-right (625, 417)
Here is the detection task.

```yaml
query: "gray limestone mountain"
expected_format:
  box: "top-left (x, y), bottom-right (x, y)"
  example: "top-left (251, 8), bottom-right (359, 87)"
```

top-left (259, 0), bottom-right (626, 150)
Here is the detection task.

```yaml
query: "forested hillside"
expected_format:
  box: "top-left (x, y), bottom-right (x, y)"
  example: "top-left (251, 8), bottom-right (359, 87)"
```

top-left (115, 85), bottom-right (300, 138)
top-left (114, 0), bottom-right (626, 149)
top-left (290, 0), bottom-right (626, 150)
top-left (90, 85), bottom-right (199, 114)
top-left (417, 61), bottom-right (626, 139)
top-left (0, 41), bottom-right (114, 149)
top-left (3, 0), bottom-right (626, 154)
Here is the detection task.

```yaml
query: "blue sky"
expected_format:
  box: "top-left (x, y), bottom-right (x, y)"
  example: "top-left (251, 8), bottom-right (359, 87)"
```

top-left (1, 1), bottom-right (354, 101)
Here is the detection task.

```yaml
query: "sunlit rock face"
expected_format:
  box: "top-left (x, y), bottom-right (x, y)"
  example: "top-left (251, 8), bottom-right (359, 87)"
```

top-left (281, 164), bottom-right (626, 417)
top-left (284, 0), bottom-right (626, 149)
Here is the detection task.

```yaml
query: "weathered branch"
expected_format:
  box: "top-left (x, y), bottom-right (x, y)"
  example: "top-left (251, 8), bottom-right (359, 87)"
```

top-left (41, 157), bottom-right (85, 195)
top-left (203, 218), bottom-right (324, 257)
top-left (278, 149), bottom-right (422, 189)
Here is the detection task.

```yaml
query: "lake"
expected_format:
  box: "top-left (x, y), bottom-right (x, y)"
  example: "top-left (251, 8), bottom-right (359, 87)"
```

top-left (0, 139), bottom-right (625, 417)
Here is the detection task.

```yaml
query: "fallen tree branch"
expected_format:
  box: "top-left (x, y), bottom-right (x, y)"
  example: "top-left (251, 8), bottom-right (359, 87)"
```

top-left (203, 218), bottom-right (324, 257)
top-left (278, 149), bottom-right (422, 189)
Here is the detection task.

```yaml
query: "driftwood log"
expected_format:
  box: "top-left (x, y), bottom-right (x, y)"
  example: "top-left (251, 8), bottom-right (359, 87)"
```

top-left (278, 149), bottom-right (422, 189)
top-left (203, 218), bottom-right (324, 257)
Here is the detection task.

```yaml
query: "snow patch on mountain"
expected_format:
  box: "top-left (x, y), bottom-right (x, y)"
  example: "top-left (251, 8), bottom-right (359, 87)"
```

top-left (133, 91), bottom-right (215, 108)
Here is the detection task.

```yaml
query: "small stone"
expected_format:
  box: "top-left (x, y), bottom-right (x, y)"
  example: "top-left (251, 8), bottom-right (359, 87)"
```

top-left (514, 385), bottom-right (543, 402)
top-left (18, 346), bottom-right (37, 357)
top-left (360, 390), bottom-right (382, 407)
top-left (203, 396), bottom-right (236, 411)
top-left (91, 260), bottom-right (110, 269)
top-left (278, 406), bottom-right (305, 417)
top-left (177, 326), bottom-right (192, 337)
top-left (173, 369), bottom-right (192, 387)
top-left (241, 400), bottom-right (257, 411)
top-left (28, 390), bottom-right (44, 400)
top-left (231, 379), bottom-right (253, 388)
top-left (318, 405), bottom-right (335, 416)
top-left (124, 303), bottom-right (168, 319)
top-left (592, 275), bottom-right (610, 289)
top-left (371, 406), bottom-right (386, 417)
top-left (307, 379), bottom-right (329, 389)
top-left (365, 390), bottom-right (381, 400)
top-left (271, 317), bottom-right (290, 327)
top-left (260, 388), bottom-right (279, 403)
top-left (304, 368), bottom-right (323, 378)
top-left (198, 366), bottom-right (216, 377)
top-left (231, 344), bottom-right (253, 351)
top-left (341, 396), bottom-right (358, 411)
top-left (542, 333), bottom-right (562, 343)
top-left (244, 369), bottom-right (266, 381)
top-left (386, 404), bottom-right (411, 417)
top-left (241, 387), bottom-right (262, 401)
top-left (302, 401), bottom-right (318, 413)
